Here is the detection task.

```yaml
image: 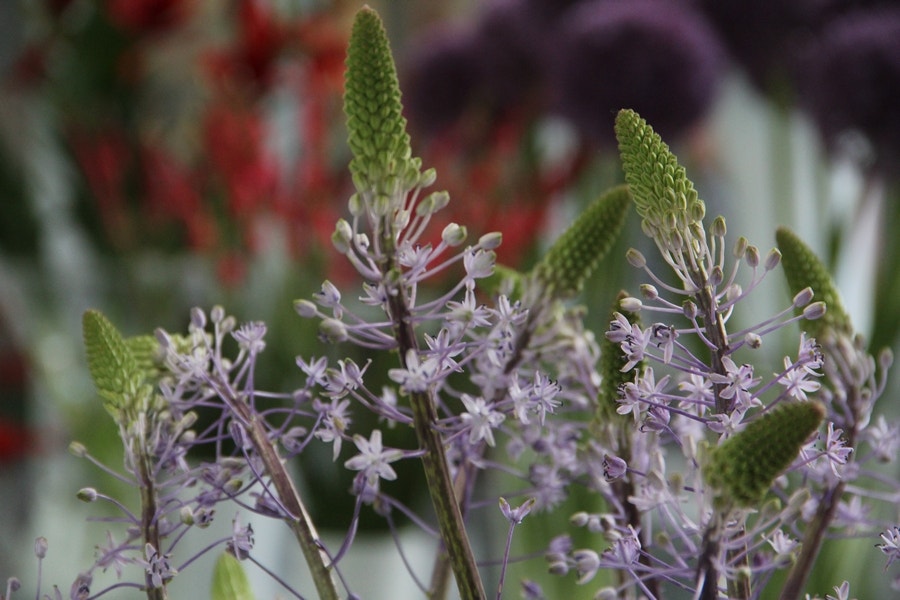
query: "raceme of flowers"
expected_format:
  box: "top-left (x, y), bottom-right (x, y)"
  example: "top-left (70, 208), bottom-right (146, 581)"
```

top-left (5, 7), bottom-right (899, 600)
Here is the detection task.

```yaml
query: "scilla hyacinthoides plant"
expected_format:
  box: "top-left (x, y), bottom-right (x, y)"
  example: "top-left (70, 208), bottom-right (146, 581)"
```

top-left (6, 6), bottom-right (900, 600)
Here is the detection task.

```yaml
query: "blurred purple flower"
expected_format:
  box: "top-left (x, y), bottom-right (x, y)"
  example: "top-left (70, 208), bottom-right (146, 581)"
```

top-left (699, 0), bottom-right (824, 95)
top-left (796, 8), bottom-right (900, 174)
top-left (549, 0), bottom-right (725, 145)
top-left (402, 27), bottom-right (481, 136)
top-left (471, 0), bottom-right (547, 112)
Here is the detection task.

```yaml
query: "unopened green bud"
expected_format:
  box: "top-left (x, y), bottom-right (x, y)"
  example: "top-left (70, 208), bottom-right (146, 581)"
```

top-left (533, 185), bottom-right (631, 298)
top-left (704, 401), bottom-right (825, 508)
top-left (441, 223), bottom-right (467, 246)
top-left (776, 226), bottom-right (853, 339)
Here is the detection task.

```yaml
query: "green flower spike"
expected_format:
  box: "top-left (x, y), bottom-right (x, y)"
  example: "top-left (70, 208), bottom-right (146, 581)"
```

top-left (705, 401), bottom-right (825, 508)
top-left (614, 109), bottom-right (707, 260)
top-left (596, 291), bottom-right (642, 422)
top-left (533, 184), bottom-right (631, 299)
top-left (343, 6), bottom-right (420, 201)
top-left (776, 226), bottom-right (853, 340)
top-left (83, 309), bottom-right (143, 417)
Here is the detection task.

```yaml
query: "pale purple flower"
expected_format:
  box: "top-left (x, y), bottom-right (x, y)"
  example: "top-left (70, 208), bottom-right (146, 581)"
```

top-left (778, 355), bottom-right (822, 401)
top-left (388, 350), bottom-right (439, 393)
top-left (822, 422), bottom-right (853, 478)
top-left (343, 429), bottom-right (404, 486)
top-left (139, 543), bottom-right (177, 588)
top-left (709, 356), bottom-right (760, 411)
top-left (880, 527), bottom-right (900, 568)
top-left (572, 548), bottom-right (601, 584)
top-left (314, 398), bottom-right (351, 460)
top-left (233, 322), bottom-right (267, 355)
top-left (460, 394), bottom-right (505, 447)
top-left (227, 515), bottom-right (255, 560)
top-left (463, 247), bottom-right (496, 279)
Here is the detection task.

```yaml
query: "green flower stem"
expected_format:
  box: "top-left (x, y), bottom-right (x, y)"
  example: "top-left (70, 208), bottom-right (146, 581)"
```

top-left (386, 281), bottom-right (485, 600)
top-left (218, 388), bottom-right (340, 600)
top-left (137, 434), bottom-right (167, 600)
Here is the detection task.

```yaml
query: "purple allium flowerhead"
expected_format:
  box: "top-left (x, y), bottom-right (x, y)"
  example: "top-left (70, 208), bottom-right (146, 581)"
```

top-left (698, 0), bottom-right (825, 95)
top-left (549, 0), bottom-right (725, 146)
top-left (402, 26), bottom-right (481, 137)
top-left (471, 0), bottom-right (547, 112)
top-left (796, 8), bottom-right (900, 175)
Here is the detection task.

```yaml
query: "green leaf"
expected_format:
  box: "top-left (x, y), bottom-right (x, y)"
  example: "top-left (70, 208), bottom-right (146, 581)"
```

top-left (614, 109), bottom-right (706, 253)
top-left (776, 226), bottom-right (853, 339)
top-left (343, 6), bottom-right (416, 198)
top-left (704, 401), bottom-right (825, 508)
top-left (211, 552), bottom-right (256, 600)
top-left (82, 310), bottom-right (138, 414)
top-left (533, 184), bottom-right (631, 298)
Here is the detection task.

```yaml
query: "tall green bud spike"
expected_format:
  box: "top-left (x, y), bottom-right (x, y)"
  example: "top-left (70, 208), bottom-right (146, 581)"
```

top-left (776, 226), bottom-right (853, 339)
top-left (704, 401), bottom-right (825, 508)
top-left (614, 109), bottom-right (706, 254)
top-left (533, 185), bottom-right (631, 298)
top-left (83, 310), bottom-right (139, 415)
top-left (344, 6), bottom-right (416, 197)
top-left (596, 291), bottom-right (642, 422)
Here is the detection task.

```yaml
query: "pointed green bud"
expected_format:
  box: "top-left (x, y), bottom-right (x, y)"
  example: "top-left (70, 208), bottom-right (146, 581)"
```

top-left (775, 226), bottom-right (853, 339)
top-left (704, 401), bottom-right (825, 508)
top-left (343, 6), bottom-right (415, 198)
top-left (83, 310), bottom-right (139, 414)
top-left (614, 109), bottom-right (705, 255)
top-left (533, 184), bottom-right (631, 298)
top-left (596, 291), bottom-right (642, 422)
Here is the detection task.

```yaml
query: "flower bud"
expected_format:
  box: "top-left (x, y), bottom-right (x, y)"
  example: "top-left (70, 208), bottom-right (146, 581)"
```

top-left (745, 245), bottom-right (760, 268)
top-left (620, 296), bottom-right (642, 312)
top-left (441, 223), bottom-right (467, 247)
top-left (626, 248), bottom-right (647, 268)
top-left (77, 488), bottom-right (98, 502)
top-left (792, 287), bottom-right (814, 307)
top-left (34, 537), bottom-right (48, 559)
top-left (639, 284), bottom-right (658, 300)
top-left (803, 302), bottom-right (827, 320)
top-left (332, 219), bottom-right (353, 254)
top-left (68, 441), bottom-right (87, 458)
top-left (478, 231), bottom-right (503, 250)
top-left (764, 248), bottom-right (782, 271)
top-left (294, 300), bottom-right (318, 318)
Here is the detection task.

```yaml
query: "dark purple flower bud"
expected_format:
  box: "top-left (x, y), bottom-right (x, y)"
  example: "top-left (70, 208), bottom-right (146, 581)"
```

top-left (550, 0), bottom-right (724, 145)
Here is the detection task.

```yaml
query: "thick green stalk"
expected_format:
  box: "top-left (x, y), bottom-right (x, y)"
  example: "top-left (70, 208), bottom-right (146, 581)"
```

top-left (218, 388), bottom-right (340, 600)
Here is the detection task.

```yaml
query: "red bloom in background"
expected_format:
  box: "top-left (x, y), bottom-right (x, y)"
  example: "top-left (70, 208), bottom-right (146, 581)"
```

top-left (105, 0), bottom-right (194, 35)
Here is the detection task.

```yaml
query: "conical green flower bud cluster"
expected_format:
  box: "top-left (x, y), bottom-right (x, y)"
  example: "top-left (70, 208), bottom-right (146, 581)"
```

top-left (776, 226), bottom-right (853, 340)
top-left (344, 7), bottom-right (419, 200)
top-left (704, 401), bottom-right (825, 508)
top-left (596, 291), bottom-right (642, 422)
top-left (533, 185), bottom-right (631, 298)
top-left (614, 109), bottom-right (706, 257)
top-left (83, 309), bottom-right (141, 415)
top-left (83, 310), bottom-right (160, 423)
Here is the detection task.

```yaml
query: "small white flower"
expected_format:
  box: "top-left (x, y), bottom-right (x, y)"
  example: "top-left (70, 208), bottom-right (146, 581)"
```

top-left (344, 429), bottom-right (404, 486)
top-left (460, 394), bottom-right (505, 447)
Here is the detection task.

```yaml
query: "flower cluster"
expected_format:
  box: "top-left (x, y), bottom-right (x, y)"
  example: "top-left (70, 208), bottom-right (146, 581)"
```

top-left (5, 7), bottom-right (899, 600)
